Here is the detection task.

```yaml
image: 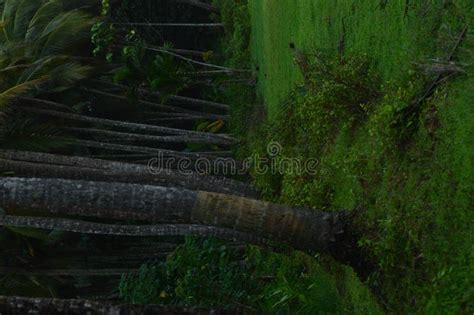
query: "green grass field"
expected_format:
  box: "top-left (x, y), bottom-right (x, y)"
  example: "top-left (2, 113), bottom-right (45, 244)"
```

top-left (242, 0), bottom-right (474, 313)
top-left (249, 0), bottom-right (470, 117)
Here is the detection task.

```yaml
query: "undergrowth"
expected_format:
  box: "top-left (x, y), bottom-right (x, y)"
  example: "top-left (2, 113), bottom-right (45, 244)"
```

top-left (244, 19), bottom-right (474, 315)
top-left (119, 237), bottom-right (381, 314)
top-left (120, 0), bottom-right (474, 314)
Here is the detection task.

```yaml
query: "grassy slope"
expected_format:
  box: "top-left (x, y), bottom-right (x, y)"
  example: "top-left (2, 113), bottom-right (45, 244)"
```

top-left (247, 0), bottom-right (474, 313)
top-left (250, 0), bottom-right (442, 117)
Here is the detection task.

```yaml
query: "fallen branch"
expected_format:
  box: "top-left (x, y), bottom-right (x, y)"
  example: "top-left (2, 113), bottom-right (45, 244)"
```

top-left (406, 24), bottom-right (469, 114)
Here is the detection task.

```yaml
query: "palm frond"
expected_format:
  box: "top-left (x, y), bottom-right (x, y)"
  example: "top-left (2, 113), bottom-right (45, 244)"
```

top-left (0, 76), bottom-right (47, 108)
top-left (39, 9), bottom-right (94, 57)
top-left (0, 0), bottom-right (20, 41)
top-left (12, 0), bottom-right (43, 41)
top-left (0, 117), bottom-right (72, 151)
top-left (25, 0), bottom-right (61, 51)
top-left (16, 55), bottom-right (63, 83)
top-left (44, 62), bottom-right (93, 92)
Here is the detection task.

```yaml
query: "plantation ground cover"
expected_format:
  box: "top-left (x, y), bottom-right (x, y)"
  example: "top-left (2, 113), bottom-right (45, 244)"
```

top-left (242, 0), bottom-right (474, 313)
top-left (121, 0), bottom-right (472, 312)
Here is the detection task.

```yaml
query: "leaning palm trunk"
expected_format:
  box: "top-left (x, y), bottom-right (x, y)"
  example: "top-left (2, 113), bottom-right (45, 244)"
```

top-left (79, 88), bottom-right (229, 121)
top-left (0, 150), bottom-right (258, 197)
top-left (0, 215), bottom-right (267, 246)
top-left (0, 296), bottom-right (220, 315)
top-left (71, 139), bottom-right (231, 161)
top-left (17, 106), bottom-right (236, 145)
top-left (0, 267), bottom-right (135, 277)
top-left (92, 80), bottom-right (230, 112)
top-left (146, 47), bottom-right (251, 73)
top-left (176, 0), bottom-right (220, 13)
top-left (145, 116), bottom-right (206, 123)
top-left (109, 0), bottom-right (220, 14)
top-left (65, 127), bottom-right (225, 146)
top-left (133, 46), bottom-right (218, 60)
top-left (114, 22), bottom-right (223, 28)
top-left (0, 177), bottom-right (355, 263)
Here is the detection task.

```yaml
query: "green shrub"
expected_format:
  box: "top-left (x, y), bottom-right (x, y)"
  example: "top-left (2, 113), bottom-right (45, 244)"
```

top-left (119, 237), bottom-right (381, 313)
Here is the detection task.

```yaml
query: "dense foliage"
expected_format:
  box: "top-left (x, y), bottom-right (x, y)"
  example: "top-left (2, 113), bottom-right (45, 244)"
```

top-left (0, 0), bottom-right (471, 314)
top-left (119, 237), bottom-right (381, 314)
top-left (231, 0), bottom-right (474, 313)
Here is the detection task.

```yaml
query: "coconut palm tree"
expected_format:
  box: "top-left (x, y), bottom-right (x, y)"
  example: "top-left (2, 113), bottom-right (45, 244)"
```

top-left (0, 177), bottom-right (358, 266)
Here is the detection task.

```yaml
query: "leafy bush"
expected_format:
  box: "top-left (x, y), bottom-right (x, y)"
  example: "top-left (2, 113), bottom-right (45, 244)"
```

top-left (240, 24), bottom-right (473, 314)
top-left (250, 52), bottom-right (381, 206)
top-left (119, 237), bottom-right (260, 308)
top-left (119, 237), bottom-right (381, 313)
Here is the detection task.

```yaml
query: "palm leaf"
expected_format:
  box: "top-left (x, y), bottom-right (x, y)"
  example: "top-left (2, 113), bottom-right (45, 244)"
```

top-left (0, 76), bottom-right (47, 109)
top-left (39, 10), bottom-right (94, 57)
top-left (25, 0), bottom-right (61, 54)
top-left (12, 0), bottom-right (43, 41)
top-left (0, 0), bottom-right (20, 41)
top-left (44, 62), bottom-right (93, 92)
top-left (0, 117), bottom-right (72, 151)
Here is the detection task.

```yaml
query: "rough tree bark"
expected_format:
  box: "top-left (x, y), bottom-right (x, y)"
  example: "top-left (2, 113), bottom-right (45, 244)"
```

top-left (71, 139), bottom-right (230, 161)
top-left (65, 127), bottom-right (228, 146)
top-left (0, 296), bottom-right (231, 315)
top-left (144, 47), bottom-right (250, 73)
top-left (17, 106), bottom-right (236, 145)
top-left (92, 80), bottom-right (230, 112)
top-left (176, 0), bottom-right (220, 14)
top-left (0, 177), bottom-right (356, 263)
top-left (0, 150), bottom-right (258, 197)
top-left (108, 0), bottom-right (220, 14)
top-left (113, 22), bottom-right (224, 28)
top-left (80, 88), bottom-right (229, 121)
top-left (0, 215), bottom-right (267, 246)
top-left (0, 267), bottom-right (135, 276)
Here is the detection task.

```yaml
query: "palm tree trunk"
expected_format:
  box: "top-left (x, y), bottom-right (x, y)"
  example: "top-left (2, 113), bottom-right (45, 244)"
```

top-left (17, 106), bottom-right (236, 145)
top-left (176, 0), bottom-right (220, 13)
top-left (145, 116), bottom-right (206, 123)
top-left (65, 127), bottom-right (230, 146)
top-left (114, 22), bottom-right (224, 28)
top-left (0, 215), bottom-right (267, 245)
top-left (80, 88), bottom-right (229, 121)
top-left (146, 47), bottom-right (250, 73)
top-left (142, 45), bottom-right (223, 61)
top-left (0, 151), bottom-right (258, 197)
top-left (141, 112), bottom-right (202, 117)
top-left (0, 296), bottom-right (221, 315)
top-left (0, 177), bottom-right (354, 262)
top-left (108, 0), bottom-right (220, 14)
top-left (92, 80), bottom-right (230, 112)
top-left (71, 139), bottom-right (230, 161)
top-left (0, 267), bottom-right (134, 277)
